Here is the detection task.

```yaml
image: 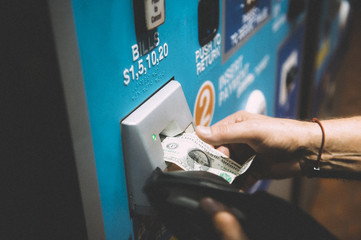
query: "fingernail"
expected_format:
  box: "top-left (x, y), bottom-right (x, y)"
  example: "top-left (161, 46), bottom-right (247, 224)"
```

top-left (196, 126), bottom-right (211, 137)
top-left (199, 197), bottom-right (227, 216)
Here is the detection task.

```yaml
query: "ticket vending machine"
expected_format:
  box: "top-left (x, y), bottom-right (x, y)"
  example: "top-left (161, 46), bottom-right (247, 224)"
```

top-left (2, 0), bottom-right (310, 239)
top-left (69, 0), bottom-right (308, 238)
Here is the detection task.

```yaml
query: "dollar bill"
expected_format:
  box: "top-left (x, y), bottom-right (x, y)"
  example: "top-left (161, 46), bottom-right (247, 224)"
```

top-left (162, 132), bottom-right (255, 183)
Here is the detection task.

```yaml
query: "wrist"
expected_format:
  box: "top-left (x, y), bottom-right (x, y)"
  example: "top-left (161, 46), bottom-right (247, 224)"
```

top-left (299, 153), bottom-right (361, 179)
top-left (296, 117), bottom-right (361, 179)
top-left (297, 119), bottom-right (325, 177)
top-left (299, 121), bottom-right (323, 153)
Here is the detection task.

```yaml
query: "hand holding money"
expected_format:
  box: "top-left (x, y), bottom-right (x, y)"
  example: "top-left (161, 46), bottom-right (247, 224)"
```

top-left (162, 132), bottom-right (255, 183)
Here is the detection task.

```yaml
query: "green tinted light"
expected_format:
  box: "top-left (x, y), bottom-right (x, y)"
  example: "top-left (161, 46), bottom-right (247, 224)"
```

top-left (152, 134), bottom-right (157, 141)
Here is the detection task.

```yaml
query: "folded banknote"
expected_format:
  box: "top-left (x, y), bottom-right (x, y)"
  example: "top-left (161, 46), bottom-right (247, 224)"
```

top-left (162, 132), bottom-right (255, 183)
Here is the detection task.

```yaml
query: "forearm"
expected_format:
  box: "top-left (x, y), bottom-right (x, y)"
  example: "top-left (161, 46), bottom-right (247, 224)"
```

top-left (299, 117), bottom-right (361, 179)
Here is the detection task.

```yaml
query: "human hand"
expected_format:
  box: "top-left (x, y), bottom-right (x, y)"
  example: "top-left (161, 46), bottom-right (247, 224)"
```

top-left (196, 111), bottom-right (318, 184)
top-left (200, 197), bottom-right (248, 240)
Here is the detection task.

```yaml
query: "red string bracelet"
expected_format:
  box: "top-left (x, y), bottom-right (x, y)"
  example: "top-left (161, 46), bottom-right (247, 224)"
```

top-left (312, 118), bottom-right (325, 171)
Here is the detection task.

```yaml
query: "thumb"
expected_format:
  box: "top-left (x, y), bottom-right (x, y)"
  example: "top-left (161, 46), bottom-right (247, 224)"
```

top-left (213, 212), bottom-right (248, 240)
top-left (200, 198), bottom-right (248, 240)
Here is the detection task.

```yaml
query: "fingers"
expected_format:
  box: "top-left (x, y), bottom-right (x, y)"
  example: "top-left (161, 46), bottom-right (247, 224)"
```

top-left (200, 197), bottom-right (248, 240)
top-left (196, 122), bottom-right (256, 146)
top-left (216, 145), bottom-right (231, 156)
top-left (200, 197), bottom-right (228, 215)
top-left (213, 111), bottom-right (266, 126)
top-left (196, 111), bottom-right (267, 146)
top-left (213, 212), bottom-right (247, 240)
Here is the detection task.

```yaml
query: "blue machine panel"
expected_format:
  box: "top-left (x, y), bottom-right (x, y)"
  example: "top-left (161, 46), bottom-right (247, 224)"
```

top-left (275, 22), bottom-right (304, 118)
top-left (71, 0), bottom-right (306, 239)
top-left (223, 0), bottom-right (272, 61)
